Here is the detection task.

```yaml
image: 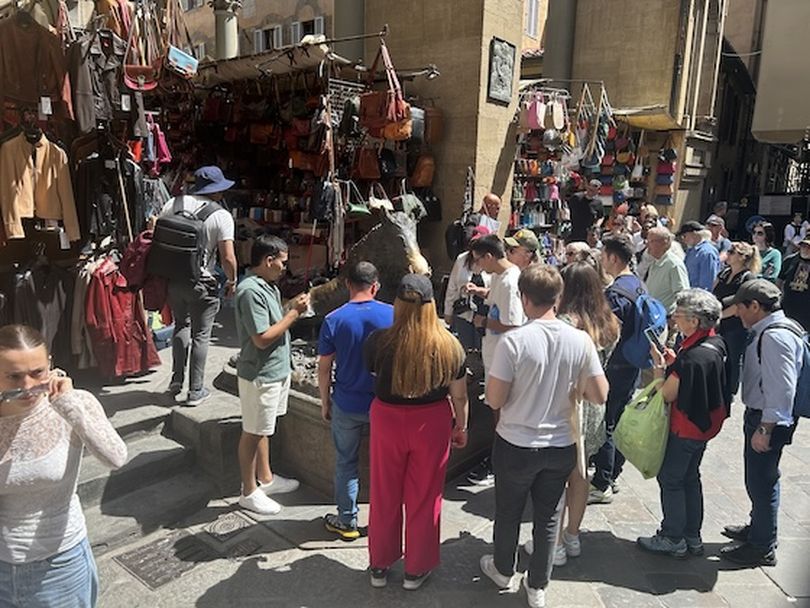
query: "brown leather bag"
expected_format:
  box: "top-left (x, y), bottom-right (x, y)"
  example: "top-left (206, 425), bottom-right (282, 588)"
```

top-left (424, 105), bottom-right (443, 145)
top-left (355, 146), bottom-right (381, 180)
top-left (410, 154), bottom-right (435, 188)
top-left (360, 41), bottom-right (411, 140)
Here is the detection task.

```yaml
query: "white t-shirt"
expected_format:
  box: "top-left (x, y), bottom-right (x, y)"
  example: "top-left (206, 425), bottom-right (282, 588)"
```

top-left (489, 319), bottom-right (604, 449)
top-left (160, 195), bottom-right (235, 275)
top-left (482, 264), bottom-right (526, 370)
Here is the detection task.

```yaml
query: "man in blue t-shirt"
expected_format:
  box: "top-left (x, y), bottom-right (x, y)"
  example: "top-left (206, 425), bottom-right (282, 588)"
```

top-left (317, 261), bottom-right (394, 540)
top-left (591, 234), bottom-right (648, 504)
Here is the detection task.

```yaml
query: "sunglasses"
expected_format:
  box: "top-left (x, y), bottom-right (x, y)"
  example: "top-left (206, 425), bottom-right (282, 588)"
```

top-left (753, 230), bottom-right (765, 235)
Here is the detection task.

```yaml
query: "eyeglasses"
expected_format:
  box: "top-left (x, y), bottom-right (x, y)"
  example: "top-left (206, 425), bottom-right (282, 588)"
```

top-left (753, 230), bottom-right (765, 236)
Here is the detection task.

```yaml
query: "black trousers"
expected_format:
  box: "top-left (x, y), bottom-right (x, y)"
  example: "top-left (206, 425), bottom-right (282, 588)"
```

top-left (492, 435), bottom-right (576, 590)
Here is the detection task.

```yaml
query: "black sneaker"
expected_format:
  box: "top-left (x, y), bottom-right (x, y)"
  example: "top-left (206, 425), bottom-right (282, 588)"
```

top-left (403, 571), bottom-right (431, 590)
top-left (168, 382), bottom-right (183, 397)
top-left (467, 459), bottom-right (494, 487)
top-left (369, 567), bottom-right (388, 588)
top-left (721, 524), bottom-right (750, 542)
top-left (324, 514), bottom-right (360, 541)
top-left (720, 543), bottom-right (777, 567)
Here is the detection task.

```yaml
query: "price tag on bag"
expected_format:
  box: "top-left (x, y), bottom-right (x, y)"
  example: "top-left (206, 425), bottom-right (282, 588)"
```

top-left (40, 96), bottom-right (52, 115)
top-left (59, 227), bottom-right (70, 250)
top-left (121, 94), bottom-right (131, 112)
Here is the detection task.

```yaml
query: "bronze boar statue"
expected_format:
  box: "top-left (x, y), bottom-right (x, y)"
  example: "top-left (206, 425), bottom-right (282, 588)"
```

top-left (309, 209), bottom-right (431, 316)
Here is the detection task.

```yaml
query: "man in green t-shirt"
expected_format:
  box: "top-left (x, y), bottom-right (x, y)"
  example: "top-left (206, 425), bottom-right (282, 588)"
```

top-left (235, 235), bottom-right (310, 515)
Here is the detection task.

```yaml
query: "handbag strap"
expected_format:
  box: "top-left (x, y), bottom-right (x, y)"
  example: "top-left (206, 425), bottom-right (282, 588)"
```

top-left (370, 181), bottom-right (389, 201)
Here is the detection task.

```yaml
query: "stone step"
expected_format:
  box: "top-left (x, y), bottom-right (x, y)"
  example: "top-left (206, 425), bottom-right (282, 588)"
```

top-left (78, 433), bottom-right (194, 508)
top-left (106, 404), bottom-right (172, 440)
top-left (84, 471), bottom-right (217, 558)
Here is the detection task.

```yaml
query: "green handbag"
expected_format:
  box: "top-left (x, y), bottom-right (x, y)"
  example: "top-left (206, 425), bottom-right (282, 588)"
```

top-left (614, 379), bottom-right (669, 479)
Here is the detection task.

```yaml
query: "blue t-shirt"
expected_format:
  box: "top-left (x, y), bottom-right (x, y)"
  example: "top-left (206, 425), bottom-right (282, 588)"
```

top-left (605, 274), bottom-right (647, 367)
top-left (317, 299), bottom-right (394, 414)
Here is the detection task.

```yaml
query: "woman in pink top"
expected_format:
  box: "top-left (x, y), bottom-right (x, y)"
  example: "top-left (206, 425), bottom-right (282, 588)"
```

top-left (0, 325), bottom-right (127, 607)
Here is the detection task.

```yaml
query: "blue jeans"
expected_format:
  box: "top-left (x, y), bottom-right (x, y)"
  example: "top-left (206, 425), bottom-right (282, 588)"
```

top-left (331, 404), bottom-right (369, 527)
top-left (451, 316), bottom-right (480, 352)
top-left (743, 409), bottom-right (797, 551)
top-left (0, 538), bottom-right (98, 608)
top-left (591, 364), bottom-right (640, 491)
top-left (657, 433), bottom-right (707, 540)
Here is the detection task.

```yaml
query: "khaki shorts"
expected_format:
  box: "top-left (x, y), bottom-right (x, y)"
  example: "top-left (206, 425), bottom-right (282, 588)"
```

top-left (238, 376), bottom-right (291, 436)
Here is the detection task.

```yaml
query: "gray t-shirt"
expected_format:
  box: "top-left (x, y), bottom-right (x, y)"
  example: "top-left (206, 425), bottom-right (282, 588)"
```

top-left (489, 318), bottom-right (604, 449)
top-left (160, 195), bottom-right (235, 275)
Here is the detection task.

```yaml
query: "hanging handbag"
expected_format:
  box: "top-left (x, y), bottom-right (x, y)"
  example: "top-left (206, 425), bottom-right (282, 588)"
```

top-left (379, 147), bottom-right (397, 178)
top-left (631, 130), bottom-right (646, 181)
top-left (368, 182), bottom-right (394, 212)
top-left (657, 161), bottom-right (676, 175)
top-left (410, 154), bottom-right (435, 188)
top-left (527, 92), bottom-right (545, 130)
top-left (355, 145), bottom-right (381, 180)
top-left (409, 106), bottom-right (425, 142)
top-left (123, 0), bottom-right (164, 91)
top-left (393, 179), bottom-right (427, 220)
top-left (360, 40), bottom-right (411, 138)
top-left (342, 180), bottom-right (371, 217)
top-left (163, 0), bottom-right (198, 78)
top-left (414, 187), bottom-right (442, 221)
top-left (424, 103), bottom-right (443, 144)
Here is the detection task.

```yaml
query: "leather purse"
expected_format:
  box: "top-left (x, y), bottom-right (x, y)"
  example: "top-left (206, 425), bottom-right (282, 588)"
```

top-left (410, 154), bottom-right (435, 188)
top-left (360, 40), bottom-right (411, 140)
top-left (355, 145), bottom-right (381, 180)
top-left (657, 161), bottom-right (676, 175)
top-left (369, 182), bottom-right (394, 211)
top-left (424, 104), bottom-right (443, 144)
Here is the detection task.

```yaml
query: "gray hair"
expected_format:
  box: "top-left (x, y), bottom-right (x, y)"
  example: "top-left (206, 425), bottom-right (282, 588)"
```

top-left (675, 289), bottom-right (722, 330)
top-left (647, 226), bottom-right (673, 246)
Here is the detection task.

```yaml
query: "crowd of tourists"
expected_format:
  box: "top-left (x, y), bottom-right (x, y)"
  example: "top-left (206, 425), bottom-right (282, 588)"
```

top-left (1, 175), bottom-right (807, 608)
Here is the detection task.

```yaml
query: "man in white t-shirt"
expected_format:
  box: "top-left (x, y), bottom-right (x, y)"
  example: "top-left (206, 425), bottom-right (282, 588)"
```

top-left (479, 265), bottom-right (608, 608)
top-left (160, 166), bottom-right (238, 405)
top-left (466, 234), bottom-right (527, 486)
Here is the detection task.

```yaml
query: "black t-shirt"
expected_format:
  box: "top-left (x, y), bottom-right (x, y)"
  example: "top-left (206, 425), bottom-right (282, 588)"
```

top-left (669, 334), bottom-right (728, 431)
top-left (779, 254), bottom-right (810, 330)
top-left (568, 193), bottom-right (604, 242)
top-left (713, 267), bottom-right (753, 335)
top-left (363, 329), bottom-right (466, 405)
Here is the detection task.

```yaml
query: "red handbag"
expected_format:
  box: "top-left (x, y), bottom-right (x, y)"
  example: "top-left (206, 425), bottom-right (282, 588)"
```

top-left (123, 1), bottom-right (164, 92)
top-left (359, 40), bottom-right (411, 140)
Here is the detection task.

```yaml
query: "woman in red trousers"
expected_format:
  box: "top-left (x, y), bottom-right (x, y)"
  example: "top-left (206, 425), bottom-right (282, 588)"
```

top-left (364, 274), bottom-right (469, 591)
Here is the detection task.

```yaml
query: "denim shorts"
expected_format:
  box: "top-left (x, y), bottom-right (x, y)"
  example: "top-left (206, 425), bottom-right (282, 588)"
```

top-left (0, 538), bottom-right (98, 608)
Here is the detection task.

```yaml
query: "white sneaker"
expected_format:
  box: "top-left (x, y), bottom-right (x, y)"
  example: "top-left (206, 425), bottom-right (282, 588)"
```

top-left (524, 539), bottom-right (534, 555)
top-left (562, 530), bottom-right (581, 558)
top-left (259, 475), bottom-right (300, 495)
top-left (587, 484), bottom-right (613, 504)
top-left (553, 544), bottom-right (567, 567)
top-left (238, 489), bottom-right (282, 515)
top-left (479, 554), bottom-right (514, 589)
top-left (523, 576), bottom-right (547, 608)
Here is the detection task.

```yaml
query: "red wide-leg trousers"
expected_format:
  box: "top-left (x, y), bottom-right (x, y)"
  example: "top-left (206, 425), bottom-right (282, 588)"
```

top-left (368, 398), bottom-right (452, 575)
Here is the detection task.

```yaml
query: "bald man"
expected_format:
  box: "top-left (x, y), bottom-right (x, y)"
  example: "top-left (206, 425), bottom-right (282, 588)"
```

top-left (478, 193), bottom-right (502, 233)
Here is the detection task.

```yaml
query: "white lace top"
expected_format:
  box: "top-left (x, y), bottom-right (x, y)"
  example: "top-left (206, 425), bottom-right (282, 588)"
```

top-left (0, 390), bottom-right (127, 563)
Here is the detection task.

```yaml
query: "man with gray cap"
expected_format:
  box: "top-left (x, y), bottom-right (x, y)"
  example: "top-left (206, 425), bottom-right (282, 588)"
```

top-left (160, 166), bottom-right (238, 405)
top-left (678, 221), bottom-right (721, 291)
top-left (567, 179), bottom-right (604, 244)
top-left (720, 279), bottom-right (804, 566)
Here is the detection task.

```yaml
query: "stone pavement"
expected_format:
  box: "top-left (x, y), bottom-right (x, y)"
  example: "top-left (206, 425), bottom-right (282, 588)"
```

top-left (92, 394), bottom-right (810, 607)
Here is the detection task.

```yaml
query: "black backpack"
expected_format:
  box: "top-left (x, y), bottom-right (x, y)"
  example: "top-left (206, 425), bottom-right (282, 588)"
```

top-left (147, 197), bottom-right (222, 283)
top-left (444, 212), bottom-right (481, 260)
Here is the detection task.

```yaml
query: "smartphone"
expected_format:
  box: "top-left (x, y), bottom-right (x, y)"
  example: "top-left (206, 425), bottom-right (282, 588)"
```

top-left (643, 327), bottom-right (666, 353)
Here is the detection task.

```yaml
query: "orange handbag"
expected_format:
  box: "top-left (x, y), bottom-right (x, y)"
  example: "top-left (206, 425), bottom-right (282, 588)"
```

top-left (410, 154), bottom-right (435, 188)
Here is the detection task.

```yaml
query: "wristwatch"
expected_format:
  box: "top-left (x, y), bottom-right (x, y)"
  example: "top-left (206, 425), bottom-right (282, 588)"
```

top-left (756, 426), bottom-right (771, 436)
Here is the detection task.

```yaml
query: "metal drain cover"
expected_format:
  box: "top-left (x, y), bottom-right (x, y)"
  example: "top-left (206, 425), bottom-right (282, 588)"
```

top-left (204, 511), bottom-right (253, 543)
top-left (113, 532), bottom-right (219, 591)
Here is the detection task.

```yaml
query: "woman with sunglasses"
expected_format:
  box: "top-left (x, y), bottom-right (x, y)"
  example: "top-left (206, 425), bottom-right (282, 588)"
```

top-left (0, 325), bottom-right (127, 607)
top-left (752, 222), bottom-right (782, 283)
top-left (712, 243), bottom-right (761, 403)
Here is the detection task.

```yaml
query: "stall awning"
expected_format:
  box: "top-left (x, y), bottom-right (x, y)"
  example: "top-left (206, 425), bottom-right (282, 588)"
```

top-left (196, 42), bottom-right (351, 86)
top-left (612, 105), bottom-right (680, 131)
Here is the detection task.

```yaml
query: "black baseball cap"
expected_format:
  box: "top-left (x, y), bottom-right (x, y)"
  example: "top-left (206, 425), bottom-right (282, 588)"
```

top-left (676, 220), bottom-right (705, 236)
top-left (397, 274), bottom-right (433, 304)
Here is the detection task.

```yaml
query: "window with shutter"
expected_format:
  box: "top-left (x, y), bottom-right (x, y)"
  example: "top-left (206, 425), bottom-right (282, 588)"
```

top-left (290, 21), bottom-right (301, 43)
top-left (525, 0), bottom-right (539, 38)
top-left (253, 29), bottom-right (264, 53)
top-left (196, 43), bottom-right (205, 58)
top-left (272, 26), bottom-right (283, 49)
top-left (314, 16), bottom-right (324, 36)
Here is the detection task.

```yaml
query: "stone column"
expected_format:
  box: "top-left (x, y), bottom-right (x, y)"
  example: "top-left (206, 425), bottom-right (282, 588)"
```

top-left (211, 0), bottom-right (241, 60)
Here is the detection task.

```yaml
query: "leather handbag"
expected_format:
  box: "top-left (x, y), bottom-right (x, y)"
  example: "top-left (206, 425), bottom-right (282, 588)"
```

top-left (424, 104), bottom-right (443, 144)
top-left (656, 174), bottom-right (674, 185)
top-left (410, 154), bottom-right (435, 188)
top-left (163, 0), bottom-right (198, 78)
top-left (409, 106), bottom-right (425, 142)
top-left (379, 147), bottom-right (397, 178)
top-left (527, 93), bottom-right (545, 130)
top-left (369, 182), bottom-right (395, 211)
top-left (657, 161), bottom-right (676, 175)
top-left (393, 179), bottom-right (427, 220)
top-left (342, 180), bottom-right (371, 217)
top-left (123, 0), bottom-right (164, 91)
top-left (360, 40), bottom-right (411, 139)
top-left (654, 184), bottom-right (674, 196)
top-left (355, 145), bottom-right (381, 180)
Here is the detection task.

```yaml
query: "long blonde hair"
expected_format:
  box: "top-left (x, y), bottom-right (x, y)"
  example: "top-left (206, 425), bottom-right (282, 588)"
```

top-left (374, 296), bottom-right (464, 397)
top-left (731, 241), bottom-right (762, 275)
